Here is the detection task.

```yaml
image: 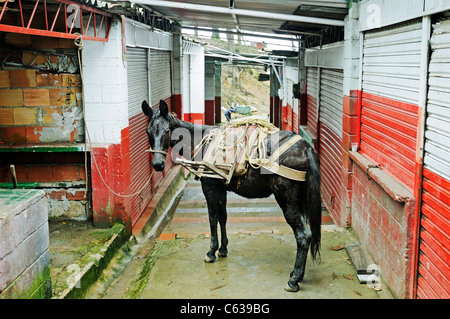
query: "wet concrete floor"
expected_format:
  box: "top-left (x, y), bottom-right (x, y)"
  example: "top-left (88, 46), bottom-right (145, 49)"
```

top-left (86, 177), bottom-right (393, 299)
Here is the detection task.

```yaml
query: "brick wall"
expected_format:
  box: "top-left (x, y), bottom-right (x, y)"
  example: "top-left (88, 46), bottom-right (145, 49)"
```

top-left (0, 34), bottom-right (83, 144)
top-left (0, 69), bottom-right (82, 144)
top-left (0, 152), bottom-right (89, 220)
top-left (351, 162), bottom-right (415, 298)
top-left (0, 33), bottom-right (88, 221)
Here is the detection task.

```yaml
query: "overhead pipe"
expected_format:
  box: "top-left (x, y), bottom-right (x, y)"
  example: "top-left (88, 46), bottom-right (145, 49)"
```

top-left (181, 25), bottom-right (300, 42)
top-left (133, 0), bottom-right (345, 27)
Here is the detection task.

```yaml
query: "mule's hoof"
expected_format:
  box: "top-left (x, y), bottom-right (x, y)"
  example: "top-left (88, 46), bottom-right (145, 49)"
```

top-left (284, 282), bottom-right (300, 293)
top-left (218, 252), bottom-right (227, 258)
top-left (204, 255), bottom-right (216, 263)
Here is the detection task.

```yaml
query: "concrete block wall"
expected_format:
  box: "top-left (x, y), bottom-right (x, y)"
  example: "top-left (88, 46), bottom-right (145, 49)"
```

top-left (82, 20), bottom-right (132, 233)
top-left (0, 189), bottom-right (51, 299)
top-left (351, 161), bottom-right (415, 298)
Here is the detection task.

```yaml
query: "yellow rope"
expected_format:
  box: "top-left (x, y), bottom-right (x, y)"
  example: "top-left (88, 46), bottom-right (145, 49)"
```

top-left (197, 117), bottom-right (279, 172)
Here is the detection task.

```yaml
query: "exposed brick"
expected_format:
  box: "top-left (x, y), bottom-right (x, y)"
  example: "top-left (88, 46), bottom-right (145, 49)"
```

top-left (31, 36), bottom-right (59, 49)
top-left (13, 107), bottom-right (37, 125)
top-left (52, 165), bottom-right (80, 181)
top-left (26, 126), bottom-right (42, 143)
top-left (61, 74), bottom-right (81, 87)
top-left (343, 114), bottom-right (359, 134)
top-left (343, 95), bottom-right (359, 116)
top-left (342, 131), bottom-right (358, 150)
top-left (36, 72), bottom-right (63, 87)
top-left (14, 165), bottom-right (28, 182)
top-left (0, 127), bottom-right (27, 144)
top-left (36, 73), bottom-right (49, 87)
top-left (49, 88), bottom-right (77, 106)
top-left (79, 164), bottom-right (87, 181)
top-left (23, 52), bottom-right (48, 66)
top-left (58, 38), bottom-right (77, 49)
top-left (10, 70), bottom-right (36, 88)
top-left (0, 70), bottom-right (10, 88)
top-left (47, 190), bottom-right (67, 200)
top-left (4, 33), bottom-right (32, 48)
top-left (28, 165), bottom-right (53, 182)
top-left (23, 88), bottom-right (50, 106)
top-left (66, 190), bottom-right (87, 201)
top-left (0, 108), bottom-right (13, 125)
top-left (0, 89), bottom-right (24, 107)
top-left (41, 107), bottom-right (63, 125)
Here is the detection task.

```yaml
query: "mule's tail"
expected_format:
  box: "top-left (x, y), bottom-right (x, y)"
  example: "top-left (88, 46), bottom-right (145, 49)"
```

top-left (306, 147), bottom-right (321, 262)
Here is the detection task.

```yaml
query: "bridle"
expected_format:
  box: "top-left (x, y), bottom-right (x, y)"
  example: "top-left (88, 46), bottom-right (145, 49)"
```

top-left (146, 149), bottom-right (168, 156)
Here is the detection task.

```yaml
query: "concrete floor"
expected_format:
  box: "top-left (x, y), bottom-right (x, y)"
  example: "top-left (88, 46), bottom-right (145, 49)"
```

top-left (87, 177), bottom-right (392, 299)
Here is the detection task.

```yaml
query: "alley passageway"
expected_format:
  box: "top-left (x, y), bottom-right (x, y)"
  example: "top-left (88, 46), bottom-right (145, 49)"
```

top-left (86, 177), bottom-right (392, 300)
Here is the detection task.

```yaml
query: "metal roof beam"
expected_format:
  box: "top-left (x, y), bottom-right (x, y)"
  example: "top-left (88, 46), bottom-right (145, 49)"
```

top-left (182, 26), bottom-right (300, 42)
top-left (132, 0), bottom-right (345, 27)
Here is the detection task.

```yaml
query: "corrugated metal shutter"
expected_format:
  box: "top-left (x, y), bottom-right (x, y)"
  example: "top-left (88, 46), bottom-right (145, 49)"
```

top-left (361, 20), bottom-right (421, 192)
top-left (306, 67), bottom-right (318, 137)
top-left (417, 17), bottom-right (450, 299)
top-left (150, 49), bottom-right (172, 106)
top-left (362, 20), bottom-right (422, 105)
top-left (126, 47), bottom-right (152, 226)
top-left (149, 49), bottom-right (173, 192)
top-left (318, 68), bottom-right (344, 220)
top-left (320, 69), bottom-right (343, 139)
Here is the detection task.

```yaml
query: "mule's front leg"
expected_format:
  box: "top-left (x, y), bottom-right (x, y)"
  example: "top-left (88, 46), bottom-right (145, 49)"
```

top-left (201, 178), bottom-right (227, 263)
top-left (205, 212), bottom-right (219, 263)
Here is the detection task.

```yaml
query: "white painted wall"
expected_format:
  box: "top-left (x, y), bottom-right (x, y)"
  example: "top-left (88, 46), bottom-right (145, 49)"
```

top-left (82, 20), bottom-right (128, 145)
top-left (187, 48), bottom-right (205, 115)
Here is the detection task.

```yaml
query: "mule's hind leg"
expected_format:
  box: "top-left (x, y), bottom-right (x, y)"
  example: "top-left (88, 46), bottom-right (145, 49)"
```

top-left (285, 213), bottom-right (311, 292)
top-left (201, 178), bottom-right (228, 263)
top-left (274, 183), bottom-right (311, 292)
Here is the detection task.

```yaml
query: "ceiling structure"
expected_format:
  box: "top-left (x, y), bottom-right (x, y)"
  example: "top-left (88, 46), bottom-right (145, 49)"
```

top-left (120, 0), bottom-right (348, 42)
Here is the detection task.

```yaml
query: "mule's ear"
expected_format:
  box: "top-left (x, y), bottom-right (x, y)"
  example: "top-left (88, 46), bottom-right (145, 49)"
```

top-left (142, 100), bottom-right (153, 119)
top-left (159, 100), bottom-right (169, 119)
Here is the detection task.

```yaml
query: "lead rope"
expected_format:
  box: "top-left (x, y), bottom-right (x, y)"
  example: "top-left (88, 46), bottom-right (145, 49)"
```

top-left (74, 34), bottom-right (153, 198)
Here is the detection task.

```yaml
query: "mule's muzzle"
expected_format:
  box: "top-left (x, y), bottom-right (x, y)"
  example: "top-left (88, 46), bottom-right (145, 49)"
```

top-left (152, 160), bottom-right (165, 171)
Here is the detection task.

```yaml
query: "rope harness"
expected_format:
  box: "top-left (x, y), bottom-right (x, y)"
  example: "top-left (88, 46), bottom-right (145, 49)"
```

top-left (177, 117), bottom-right (307, 184)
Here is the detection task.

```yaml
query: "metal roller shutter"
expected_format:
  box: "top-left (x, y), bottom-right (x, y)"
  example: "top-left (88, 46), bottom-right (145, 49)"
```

top-left (320, 69), bottom-right (344, 139)
top-left (318, 68), bottom-right (344, 219)
top-left (150, 49), bottom-right (172, 106)
top-left (149, 49), bottom-right (173, 191)
top-left (306, 67), bottom-right (318, 137)
top-left (417, 17), bottom-right (450, 299)
top-left (126, 47), bottom-right (153, 226)
top-left (361, 20), bottom-right (422, 192)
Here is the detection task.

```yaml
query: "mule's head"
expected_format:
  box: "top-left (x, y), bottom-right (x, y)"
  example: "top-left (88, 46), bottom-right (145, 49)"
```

top-left (142, 99), bottom-right (172, 171)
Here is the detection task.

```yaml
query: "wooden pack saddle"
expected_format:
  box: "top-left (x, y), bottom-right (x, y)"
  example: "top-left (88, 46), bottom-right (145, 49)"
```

top-left (176, 118), bottom-right (307, 184)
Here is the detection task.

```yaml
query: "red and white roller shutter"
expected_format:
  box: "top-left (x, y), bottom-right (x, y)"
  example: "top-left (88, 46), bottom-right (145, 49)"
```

top-left (318, 68), bottom-right (344, 219)
top-left (306, 67), bottom-right (318, 138)
top-left (149, 49), bottom-right (173, 191)
top-left (416, 17), bottom-right (450, 299)
top-left (361, 20), bottom-right (422, 192)
top-left (126, 47), bottom-right (152, 226)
